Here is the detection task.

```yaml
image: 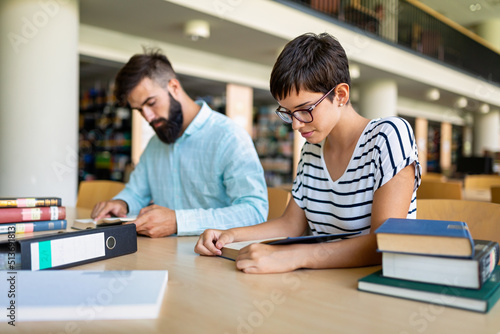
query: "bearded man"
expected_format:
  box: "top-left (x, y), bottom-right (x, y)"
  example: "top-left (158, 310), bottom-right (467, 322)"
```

top-left (91, 50), bottom-right (268, 238)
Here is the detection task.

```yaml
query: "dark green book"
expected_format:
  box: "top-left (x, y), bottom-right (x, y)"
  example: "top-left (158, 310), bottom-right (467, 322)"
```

top-left (358, 266), bottom-right (500, 313)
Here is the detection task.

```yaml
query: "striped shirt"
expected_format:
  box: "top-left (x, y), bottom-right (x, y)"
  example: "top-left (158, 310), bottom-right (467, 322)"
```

top-left (292, 117), bottom-right (421, 236)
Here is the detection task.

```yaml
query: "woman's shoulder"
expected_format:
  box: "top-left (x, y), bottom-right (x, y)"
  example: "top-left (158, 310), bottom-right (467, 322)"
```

top-left (369, 116), bottom-right (411, 131)
top-left (364, 116), bottom-right (414, 140)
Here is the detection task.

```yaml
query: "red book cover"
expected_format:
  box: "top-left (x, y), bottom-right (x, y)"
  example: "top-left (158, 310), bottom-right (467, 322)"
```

top-left (0, 206), bottom-right (66, 224)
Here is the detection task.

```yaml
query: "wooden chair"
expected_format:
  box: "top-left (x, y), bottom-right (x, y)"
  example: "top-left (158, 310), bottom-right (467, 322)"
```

top-left (464, 174), bottom-right (500, 190)
top-left (76, 180), bottom-right (126, 210)
top-left (267, 187), bottom-right (291, 220)
top-left (417, 180), bottom-right (463, 200)
top-left (417, 199), bottom-right (500, 245)
top-left (421, 172), bottom-right (446, 182)
top-left (491, 186), bottom-right (500, 204)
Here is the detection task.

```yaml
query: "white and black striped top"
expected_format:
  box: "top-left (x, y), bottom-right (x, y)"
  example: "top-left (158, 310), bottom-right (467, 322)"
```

top-left (292, 117), bottom-right (421, 236)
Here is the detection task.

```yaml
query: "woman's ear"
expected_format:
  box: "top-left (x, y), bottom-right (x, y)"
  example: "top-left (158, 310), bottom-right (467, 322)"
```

top-left (335, 83), bottom-right (350, 106)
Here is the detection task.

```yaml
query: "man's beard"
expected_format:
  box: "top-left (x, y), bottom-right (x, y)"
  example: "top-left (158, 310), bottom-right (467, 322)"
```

top-left (150, 93), bottom-right (184, 144)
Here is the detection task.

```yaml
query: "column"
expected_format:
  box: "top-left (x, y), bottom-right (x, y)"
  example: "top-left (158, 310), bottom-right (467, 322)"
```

top-left (226, 83), bottom-right (253, 136)
top-left (357, 79), bottom-right (398, 119)
top-left (415, 118), bottom-right (428, 175)
top-left (474, 110), bottom-right (500, 155)
top-left (440, 122), bottom-right (452, 174)
top-left (0, 0), bottom-right (79, 205)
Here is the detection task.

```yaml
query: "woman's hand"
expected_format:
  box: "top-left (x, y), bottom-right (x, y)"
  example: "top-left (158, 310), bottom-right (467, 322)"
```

top-left (236, 243), bottom-right (303, 274)
top-left (195, 229), bottom-right (236, 256)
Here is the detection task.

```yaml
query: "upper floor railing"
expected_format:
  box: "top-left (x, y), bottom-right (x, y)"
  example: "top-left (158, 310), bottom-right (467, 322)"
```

top-left (277, 0), bottom-right (500, 85)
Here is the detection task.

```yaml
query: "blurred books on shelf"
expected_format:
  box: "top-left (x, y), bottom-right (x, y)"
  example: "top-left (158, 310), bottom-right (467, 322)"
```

top-left (254, 105), bottom-right (294, 187)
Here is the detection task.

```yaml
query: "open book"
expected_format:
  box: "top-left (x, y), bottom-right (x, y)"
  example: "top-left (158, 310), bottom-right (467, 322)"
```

top-left (220, 232), bottom-right (361, 260)
top-left (72, 216), bottom-right (137, 230)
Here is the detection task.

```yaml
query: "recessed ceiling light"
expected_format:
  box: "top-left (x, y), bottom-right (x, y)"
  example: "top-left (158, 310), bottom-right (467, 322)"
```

top-left (184, 20), bottom-right (210, 41)
top-left (455, 97), bottom-right (468, 109)
top-left (469, 3), bottom-right (482, 11)
top-left (479, 103), bottom-right (490, 113)
top-left (349, 64), bottom-right (360, 79)
top-left (425, 88), bottom-right (440, 101)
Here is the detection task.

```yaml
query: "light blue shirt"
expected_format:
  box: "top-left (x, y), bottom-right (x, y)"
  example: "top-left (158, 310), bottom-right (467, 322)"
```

top-left (114, 101), bottom-right (268, 235)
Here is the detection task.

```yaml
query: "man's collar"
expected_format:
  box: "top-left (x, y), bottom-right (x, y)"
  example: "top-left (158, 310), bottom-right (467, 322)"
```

top-left (182, 100), bottom-right (211, 136)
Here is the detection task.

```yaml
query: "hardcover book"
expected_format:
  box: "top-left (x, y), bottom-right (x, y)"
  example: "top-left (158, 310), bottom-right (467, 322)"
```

top-left (0, 197), bottom-right (62, 208)
top-left (220, 232), bottom-right (360, 260)
top-left (358, 266), bottom-right (500, 313)
top-left (0, 206), bottom-right (66, 224)
top-left (0, 219), bottom-right (67, 235)
top-left (382, 239), bottom-right (499, 289)
top-left (375, 218), bottom-right (474, 257)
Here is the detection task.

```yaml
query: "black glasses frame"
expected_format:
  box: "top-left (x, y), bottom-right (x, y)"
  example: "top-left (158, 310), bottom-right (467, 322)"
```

top-left (275, 86), bottom-right (337, 124)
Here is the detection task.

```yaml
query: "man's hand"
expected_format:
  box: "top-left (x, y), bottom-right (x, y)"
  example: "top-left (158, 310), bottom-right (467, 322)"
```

top-left (131, 204), bottom-right (177, 238)
top-left (91, 200), bottom-right (128, 221)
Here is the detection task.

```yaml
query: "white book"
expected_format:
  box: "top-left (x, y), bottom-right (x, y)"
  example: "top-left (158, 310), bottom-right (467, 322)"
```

top-left (2, 270), bottom-right (168, 322)
top-left (73, 216), bottom-right (137, 230)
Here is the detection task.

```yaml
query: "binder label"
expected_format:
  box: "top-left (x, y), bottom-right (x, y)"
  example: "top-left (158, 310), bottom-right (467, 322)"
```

top-left (30, 233), bottom-right (106, 270)
top-left (38, 240), bottom-right (52, 269)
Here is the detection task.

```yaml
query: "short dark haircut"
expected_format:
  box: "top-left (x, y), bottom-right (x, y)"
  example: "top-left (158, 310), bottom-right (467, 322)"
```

top-left (270, 33), bottom-right (351, 102)
top-left (114, 48), bottom-right (177, 106)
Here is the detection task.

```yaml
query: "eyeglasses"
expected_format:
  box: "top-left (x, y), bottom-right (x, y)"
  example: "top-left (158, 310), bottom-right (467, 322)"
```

top-left (275, 86), bottom-right (337, 124)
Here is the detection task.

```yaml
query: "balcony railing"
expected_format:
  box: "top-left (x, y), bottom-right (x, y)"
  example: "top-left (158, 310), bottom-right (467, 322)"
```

top-left (277, 0), bottom-right (500, 85)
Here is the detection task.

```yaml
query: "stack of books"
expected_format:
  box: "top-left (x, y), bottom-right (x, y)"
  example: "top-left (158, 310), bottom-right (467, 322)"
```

top-left (358, 218), bottom-right (500, 313)
top-left (0, 197), bottom-right (67, 235)
top-left (0, 197), bottom-right (138, 271)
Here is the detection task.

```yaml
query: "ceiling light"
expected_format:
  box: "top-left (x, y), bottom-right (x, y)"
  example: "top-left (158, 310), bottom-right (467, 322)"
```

top-left (349, 64), bottom-right (360, 79)
top-left (454, 97), bottom-right (468, 109)
top-left (350, 86), bottom-right (360, 102)
top-left (184, 20), bottom-right (210, 41)
top-left (469, 3), bottom-right (482, 11)
top-left (425, 88), bottom-right (440, 101)
top-left (479, 103), bottom-right (490, 113)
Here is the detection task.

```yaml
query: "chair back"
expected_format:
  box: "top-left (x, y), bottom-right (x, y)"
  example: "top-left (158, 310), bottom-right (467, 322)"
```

top-left (267, 187), bottom-right (291, 220)
top-left (421, 172), bottom-right (446, 182)
top-left (464, 174), bottom-right (500, 190)
top-left (417, 199), bottom-right (500, 245)
top-left (417, 180), bottom-right (463, 200)
top-left (491, 186), bottom-right (500, 204)
top-left (76, 180), bottom-right (126, 210)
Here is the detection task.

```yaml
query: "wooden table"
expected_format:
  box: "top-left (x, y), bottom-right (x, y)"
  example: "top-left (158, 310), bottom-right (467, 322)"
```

top-left (3, 208), bottom-right (500, 333)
